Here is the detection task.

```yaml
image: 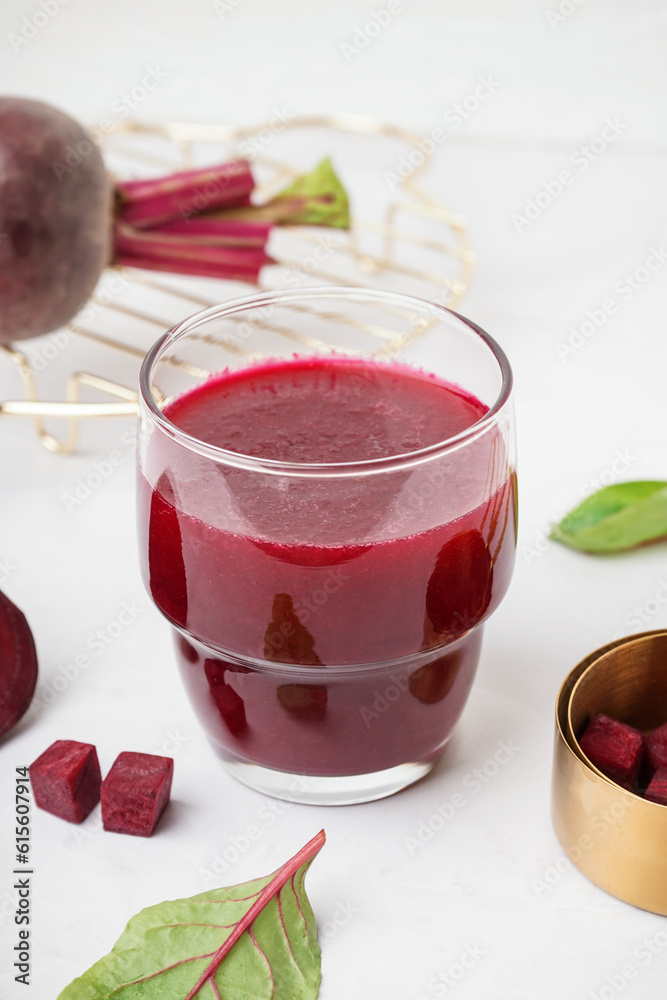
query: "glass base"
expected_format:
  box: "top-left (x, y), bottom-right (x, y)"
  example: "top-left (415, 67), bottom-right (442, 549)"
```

top-left (222, 757), bottom-right (435, 805)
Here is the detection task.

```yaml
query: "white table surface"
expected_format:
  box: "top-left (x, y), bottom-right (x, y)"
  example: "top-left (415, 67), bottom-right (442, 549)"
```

top-left (1, 2), bottom-right (667, 998)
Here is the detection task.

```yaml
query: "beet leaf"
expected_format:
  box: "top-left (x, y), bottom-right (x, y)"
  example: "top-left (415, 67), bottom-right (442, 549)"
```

top-left (550, 480), bottom-right (667, 553)
top-left (221, 157), bottom-right (350, 228)
top-left (57, 830), bottom-right (326, 1000)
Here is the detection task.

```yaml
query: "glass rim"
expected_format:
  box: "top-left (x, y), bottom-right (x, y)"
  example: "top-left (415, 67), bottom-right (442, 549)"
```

top-left (139, 285), bottom-right (514, 478)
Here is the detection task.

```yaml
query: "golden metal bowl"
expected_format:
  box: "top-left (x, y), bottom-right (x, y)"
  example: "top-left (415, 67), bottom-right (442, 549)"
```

top-left (552, 630), bottom-right (667, 915)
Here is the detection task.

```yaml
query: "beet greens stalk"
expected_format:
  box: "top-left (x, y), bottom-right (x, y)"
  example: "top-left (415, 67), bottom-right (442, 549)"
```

top-left (112, 157), bottom-right (349, 283)
top-left (114, 221), bottom-right (271, 282)
top-left (115, 160), bottom-right (254, 228)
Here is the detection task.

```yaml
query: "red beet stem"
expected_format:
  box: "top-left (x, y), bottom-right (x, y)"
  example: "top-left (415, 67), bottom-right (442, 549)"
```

top-left (115, 160), bottom-right (254, 228)
top-left (114, 222), bottom-right (268, 264)
top-left (157, 218), bottom-right (272, 247)
top-left (117, 253), bottom-right (263, 283)
top-left (209, 193), bottom-right (329, 226)
top-left (114, 221), bottom-right (270, 283)
top-left (183, 830), bottom-right (326, 1000)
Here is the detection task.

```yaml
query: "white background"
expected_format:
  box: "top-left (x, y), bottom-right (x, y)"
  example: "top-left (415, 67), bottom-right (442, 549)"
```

top-left (1, 1), bottom-right (667, 998)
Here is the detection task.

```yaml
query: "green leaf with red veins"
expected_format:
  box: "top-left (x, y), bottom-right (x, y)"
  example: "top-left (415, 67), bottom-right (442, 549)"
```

top-left (57, 831), bottom-right (325, 1000)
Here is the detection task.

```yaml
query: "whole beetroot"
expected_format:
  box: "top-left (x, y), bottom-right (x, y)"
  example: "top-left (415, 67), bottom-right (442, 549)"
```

top-left (0, 99), bottom-right (348, 343)
top-left (0, 97), bottom-right (111, 343)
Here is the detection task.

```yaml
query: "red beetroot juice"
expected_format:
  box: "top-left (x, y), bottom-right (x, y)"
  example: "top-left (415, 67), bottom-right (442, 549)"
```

top-left (138, 356), bottom-right (516, 777)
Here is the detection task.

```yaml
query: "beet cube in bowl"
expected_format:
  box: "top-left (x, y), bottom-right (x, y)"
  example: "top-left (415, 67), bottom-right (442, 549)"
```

top-left (645, 722), bottom-right (667, 771)
top-left (578, 712), bottom-right (644, 790)
top-left (101, 752), bottom-right (173, 837)
top-left (645, 769), bottom-right (667, 807)
top-left (30, 740), bottom-right (101, 823)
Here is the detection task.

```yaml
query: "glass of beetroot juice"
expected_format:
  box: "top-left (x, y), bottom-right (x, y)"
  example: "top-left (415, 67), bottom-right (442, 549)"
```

top-left (137, 287), bottom-right (516, 805)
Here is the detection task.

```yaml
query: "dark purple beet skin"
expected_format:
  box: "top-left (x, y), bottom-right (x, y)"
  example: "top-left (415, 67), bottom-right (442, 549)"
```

top-left (0, 590), bottom-right (38, 739)
top-left (0, 97), bottom-right (111, 343)
top-left (30, 740), bottom-right (101, 823)
top-left (579, 712), bottom-right (644, 790)
top-left (101, 752), bottom-right (173, 837)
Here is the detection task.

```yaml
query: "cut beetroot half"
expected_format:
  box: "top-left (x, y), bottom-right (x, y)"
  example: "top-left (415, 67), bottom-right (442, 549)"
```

top-left (578, 713), bottom-right (644, 790)
top-left (0, 590), bottom-right (38, 739)
top-left (645, 722), bottom-right (667, 771)
top-left (30, 740), bottom-right (101, 823)
top-left (101, 752), bottom-right (173, 837)
top-left (645, 768), bottom-right (667, 807)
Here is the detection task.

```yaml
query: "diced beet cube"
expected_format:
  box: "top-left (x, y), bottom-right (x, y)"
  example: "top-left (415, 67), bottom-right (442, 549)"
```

top-left (30, 740), bottom-right (101, 823)
top-left (101, 752), bottom-right (173, 837)
top-left (645, 768), bottom-right (667, 807)
top-left (645, 722), bottom-right (667, 770)
top-left (578, 713), bottom-right (644, 790)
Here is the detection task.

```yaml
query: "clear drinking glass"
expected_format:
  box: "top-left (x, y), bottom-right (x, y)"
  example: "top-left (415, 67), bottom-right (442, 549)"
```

top-left (137, 287), bottom-right (516, 805)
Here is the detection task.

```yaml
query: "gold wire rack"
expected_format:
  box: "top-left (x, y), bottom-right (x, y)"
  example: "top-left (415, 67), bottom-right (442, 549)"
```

top-left (0, 113), bottom-right (474, 453)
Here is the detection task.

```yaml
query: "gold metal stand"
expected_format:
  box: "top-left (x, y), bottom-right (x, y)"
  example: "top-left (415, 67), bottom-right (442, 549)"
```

top-left (0, 114), bottom-right (474, 452)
